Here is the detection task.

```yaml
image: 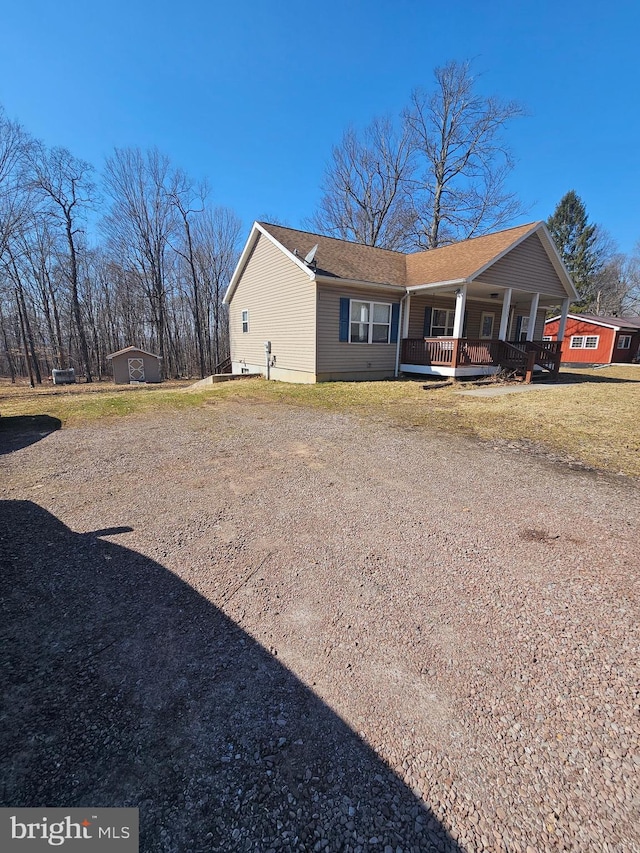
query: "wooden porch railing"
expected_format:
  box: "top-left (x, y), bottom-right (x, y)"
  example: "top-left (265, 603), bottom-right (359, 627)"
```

top-left (401, 338), bottom-right (562, 379)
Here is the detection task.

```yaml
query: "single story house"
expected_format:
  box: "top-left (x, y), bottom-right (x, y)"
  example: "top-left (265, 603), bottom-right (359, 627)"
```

top-left (106, 346), bottom-right (162, 384)
top-left (544, 314), bottom-right (640, 365)
top-left (223, 220), bottom-right (579, 383)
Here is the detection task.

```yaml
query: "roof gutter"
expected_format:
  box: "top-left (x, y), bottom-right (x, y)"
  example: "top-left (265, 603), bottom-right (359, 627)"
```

top-left (406, 278), bottom-right (467, 293)
top-left (314, 274), bottom-right (405, 293)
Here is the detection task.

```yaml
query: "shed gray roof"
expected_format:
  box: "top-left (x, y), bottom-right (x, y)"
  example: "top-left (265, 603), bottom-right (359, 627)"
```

top-left (106, 346), bottom-right (162, 360)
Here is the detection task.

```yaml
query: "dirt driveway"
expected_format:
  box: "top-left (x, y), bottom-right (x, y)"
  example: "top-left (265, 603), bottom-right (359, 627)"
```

top-left (1, 400), bottom-right (638, 852)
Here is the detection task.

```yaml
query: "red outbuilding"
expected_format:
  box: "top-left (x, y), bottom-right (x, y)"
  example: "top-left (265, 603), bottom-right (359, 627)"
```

top-left (544, 313), bottom-right (640, 365)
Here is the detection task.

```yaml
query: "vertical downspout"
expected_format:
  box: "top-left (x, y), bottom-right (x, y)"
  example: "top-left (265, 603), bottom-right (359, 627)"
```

top-left (394, 294), bottom-right (407, 378)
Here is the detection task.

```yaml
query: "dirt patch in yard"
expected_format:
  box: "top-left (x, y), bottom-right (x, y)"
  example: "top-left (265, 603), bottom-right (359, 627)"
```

top-left (1, 400), bottom-right (639, 852)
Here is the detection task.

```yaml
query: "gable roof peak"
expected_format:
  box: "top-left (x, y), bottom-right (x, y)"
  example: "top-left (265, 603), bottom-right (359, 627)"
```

top-left (405, 221), bottom-right (545, 287)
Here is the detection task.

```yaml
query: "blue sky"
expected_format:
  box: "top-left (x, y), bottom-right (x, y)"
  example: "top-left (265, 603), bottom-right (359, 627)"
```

top-left (1, 0), bottom-right (638, 253)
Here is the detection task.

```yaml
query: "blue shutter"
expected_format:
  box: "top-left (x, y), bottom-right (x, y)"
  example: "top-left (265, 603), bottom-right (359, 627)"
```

top-left (339, 298), bottom-right (350, 341)
top-left (390, 303), bottom-right (400, 343)
top-left (423, 307), bottom-right (432, 338)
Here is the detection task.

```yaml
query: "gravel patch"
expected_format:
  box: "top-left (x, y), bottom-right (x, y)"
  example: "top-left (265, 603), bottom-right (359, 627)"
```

top-left (1, 400), bottom-right (638, 852)
top-left (455, 383), bottom-right (576, 397)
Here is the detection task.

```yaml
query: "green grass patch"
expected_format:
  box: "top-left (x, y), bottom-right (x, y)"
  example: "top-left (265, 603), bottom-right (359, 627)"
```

top-left (0, 381), bottom-right (207, 425)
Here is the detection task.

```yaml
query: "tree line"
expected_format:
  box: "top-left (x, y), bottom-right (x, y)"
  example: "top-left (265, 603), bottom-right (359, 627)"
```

top-left (2, 60), bottom-right (638, 384)
top-left (0, 108), bottom-right (241, 383)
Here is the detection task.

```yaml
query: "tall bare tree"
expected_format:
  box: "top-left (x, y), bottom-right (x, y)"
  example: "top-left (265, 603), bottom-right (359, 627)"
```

top-left (29, 145), bottom-right (96, 380)
top-left (103, 147), bottom-right (178, 375)
top-left (15, 216), bottom-right (67, 368)
top-left (405, 60), bottom-right (526, 248)
top-left (590, 245), bottom-right (640, 316)
top-left (193, 206), bottom-right (241, 369)
top-left (0, 107), bottom-right (32, 260)
top-left (168, 171), bottom-right (209, 378)
top-left (308, 117), bottom-right (415, 250)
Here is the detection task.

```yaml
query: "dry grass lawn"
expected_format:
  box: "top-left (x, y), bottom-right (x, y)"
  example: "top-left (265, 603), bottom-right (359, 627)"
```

top-left (1, 366), bottom-right (638, 477)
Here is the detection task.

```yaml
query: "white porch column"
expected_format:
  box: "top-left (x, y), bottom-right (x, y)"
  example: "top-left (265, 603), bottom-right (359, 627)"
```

top-left (402, 293), bottom-right (411, 338)
top-left (526, 293), bottom-right (540, 341)
top-left (557, 297), bottom-right (570, 341)
top-left (499, 288), bottom-right (512, 340)
top-left (453, 284), bottom-right (467, 338)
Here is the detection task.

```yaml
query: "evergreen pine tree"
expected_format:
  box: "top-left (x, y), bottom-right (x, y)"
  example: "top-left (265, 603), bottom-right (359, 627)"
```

top-left (547, 191), bottom-right (601, 308)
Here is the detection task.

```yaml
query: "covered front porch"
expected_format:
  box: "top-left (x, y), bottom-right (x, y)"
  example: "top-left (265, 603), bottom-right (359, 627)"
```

top-left (398, 281), bottom-right (570, 382)
top-left (394, 220), bottom-right (578, 382)
top-left (401, 336), bottom-right (562, 382)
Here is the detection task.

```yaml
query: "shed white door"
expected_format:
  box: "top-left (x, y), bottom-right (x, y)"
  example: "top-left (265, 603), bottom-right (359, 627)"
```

top-left (128, 357), bottom-right (145, 381)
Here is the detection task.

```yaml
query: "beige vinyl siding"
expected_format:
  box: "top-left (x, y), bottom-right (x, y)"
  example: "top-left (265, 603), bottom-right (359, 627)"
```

top-left (229, 234), bottom-right (316, 375)
top-left (408, 294), bottom-right (503, 339)
top-left (475, 233), bottom-right (568, 298)
top-left (316, 285), bottom-right (400, 379)
top-left (534, 309), bottom-right (546, 339)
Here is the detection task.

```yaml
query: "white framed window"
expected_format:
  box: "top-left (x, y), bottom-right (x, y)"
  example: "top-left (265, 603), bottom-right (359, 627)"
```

top-left (480, 312), bottom-right (495, 339)
top-left (618, 335), bottom-right (632, 349)
top-left (350, 300), bottom-right (392, 344)
top-left (241, 309), bottom-right (249, 333)
top-left (430, 309), bottom-right (455, 337)
top-left (570, 335), bottom-right (599, 349)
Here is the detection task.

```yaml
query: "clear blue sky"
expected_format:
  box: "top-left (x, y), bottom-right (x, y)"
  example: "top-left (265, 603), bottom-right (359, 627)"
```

top-left (1, 0), bottom-right (638, 253)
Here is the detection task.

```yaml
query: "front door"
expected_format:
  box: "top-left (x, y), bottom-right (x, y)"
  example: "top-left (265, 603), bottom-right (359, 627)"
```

top-left (128, 357), bottom-right (145, 382)
top-left (513, 315), bottom-right (529, 342)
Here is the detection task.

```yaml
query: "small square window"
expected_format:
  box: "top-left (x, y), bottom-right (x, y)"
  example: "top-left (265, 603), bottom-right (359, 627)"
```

top-left (584, 336), bottom-right (599, 349)
top-left (618, 335), bottom-right (632, 349)
top-left (241, 309), bottom-right (249, 333)
top-left (570, 336), bottom-right (584, 349)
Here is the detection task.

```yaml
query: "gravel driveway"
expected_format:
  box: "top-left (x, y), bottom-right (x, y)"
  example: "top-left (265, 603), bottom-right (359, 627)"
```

top-left (1, 399), bottom-right (638, 852)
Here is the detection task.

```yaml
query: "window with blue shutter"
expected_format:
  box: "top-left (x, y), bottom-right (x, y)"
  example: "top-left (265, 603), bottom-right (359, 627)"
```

top-left (340, 298), bottom-right (397, 344)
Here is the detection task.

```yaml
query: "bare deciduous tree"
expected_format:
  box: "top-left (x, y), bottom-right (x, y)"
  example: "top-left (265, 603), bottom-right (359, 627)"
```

top-left (103, 148), bottom-right (179, 376)
top-left (308, 117), bottom-right (415, 250)
top-left (590, 244), bottom-right (640, 316)
top-left (168, 171), bottom-right (209, 378)
top-left (405, 60), bottom-right (526, 248)
top-left (309, 62), bottom-right (526, 251)
top-left (193, 206), bottom-right (241, 369)
top-left (0, 107), bottom-right (32, 260)
top-left (29, 145), bottom-right (96, 380)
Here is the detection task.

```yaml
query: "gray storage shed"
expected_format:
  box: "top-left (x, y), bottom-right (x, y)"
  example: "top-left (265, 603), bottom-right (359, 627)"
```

top-left (107, 346), bottom-right (162, 384)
